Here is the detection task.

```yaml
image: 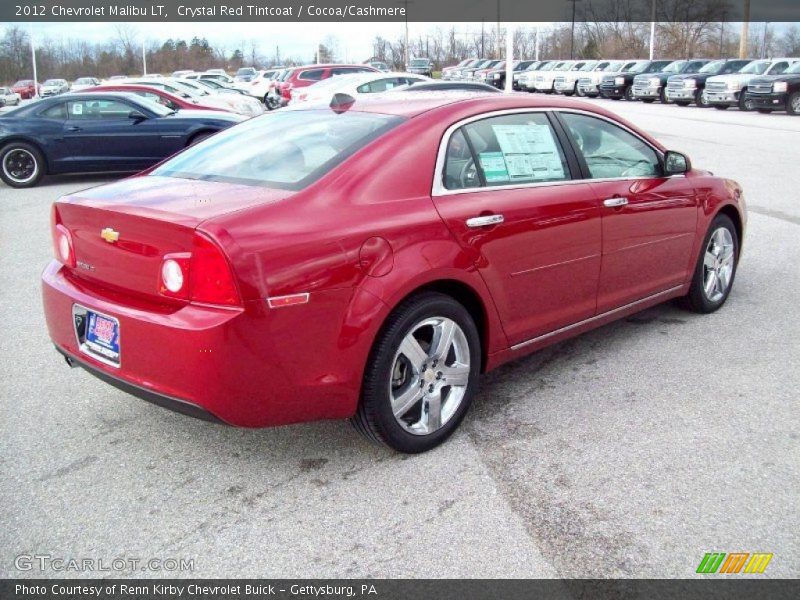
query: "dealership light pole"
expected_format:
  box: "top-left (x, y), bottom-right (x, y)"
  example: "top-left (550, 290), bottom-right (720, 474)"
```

top-left (649, 0), bottom-right (656, 60)
top-left (29, 24), bottom-right (38, 98)
top-left (142, 42), bottom-right (147, 76)
top-left (504, 23), bottom-right (514, 93)
top-left (567, 0), bottom-right (582, 60)
top-left (739, 0), bottom-right (750, 59)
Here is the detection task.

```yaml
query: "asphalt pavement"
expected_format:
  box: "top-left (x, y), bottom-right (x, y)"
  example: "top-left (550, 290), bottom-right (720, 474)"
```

top-left (1, 98), bottom-right (798, 578)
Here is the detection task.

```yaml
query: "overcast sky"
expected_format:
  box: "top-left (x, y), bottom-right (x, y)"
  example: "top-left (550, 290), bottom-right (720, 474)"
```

top-left (24, 21), bottom-right (535, 62)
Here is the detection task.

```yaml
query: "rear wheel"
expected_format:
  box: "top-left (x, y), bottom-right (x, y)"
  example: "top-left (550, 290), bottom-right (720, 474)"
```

top-left (787, 92), bottom-right (800, 115)
top-left (352, 292), bottom-right (481, 453)
top-left (0, 142), bottom-right (44, 188)
top-left (680, 214), bottom-right (739, 314)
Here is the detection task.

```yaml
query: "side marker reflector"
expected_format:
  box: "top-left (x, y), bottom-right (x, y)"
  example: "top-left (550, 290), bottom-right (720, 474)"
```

top-left (267, 293), bottom-right (310, 309)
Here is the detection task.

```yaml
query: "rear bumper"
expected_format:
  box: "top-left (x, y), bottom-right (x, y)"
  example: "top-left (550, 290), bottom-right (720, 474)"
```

top-left (745, 92), bottom-right (787, 109)
top-left (57, 346), bottom-right (224, 424)
top-left (42, 261), bottom-right (364, 427)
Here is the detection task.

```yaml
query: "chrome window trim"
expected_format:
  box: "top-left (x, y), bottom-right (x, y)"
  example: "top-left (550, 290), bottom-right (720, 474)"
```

top-left (432, 107), bottom-right (672, 198)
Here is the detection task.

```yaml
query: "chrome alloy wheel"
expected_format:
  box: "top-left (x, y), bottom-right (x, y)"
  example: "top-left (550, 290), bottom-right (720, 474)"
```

top-left (703, 227), bottom-right (735, 302)
top-left (791, 95), bottom-right (800, 113)
top-left (2, 148), bottom-right (37, 184)
top-left (389, 317), bottom-right (470, 436)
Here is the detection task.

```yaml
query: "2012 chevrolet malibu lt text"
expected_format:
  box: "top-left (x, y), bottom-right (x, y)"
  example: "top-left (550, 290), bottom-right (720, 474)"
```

top-left (42, 93), bottom-right (746, 453)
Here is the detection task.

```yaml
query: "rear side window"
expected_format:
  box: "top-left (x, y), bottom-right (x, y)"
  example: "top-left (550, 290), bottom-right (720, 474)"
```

top-left (67, 99), bottom-right (133, 120)
top-left (559, 113), bottom-right (660, 179)
top-left (686, 61), bottom-right (706, 74)
top-left (151, 109), bottom-right (404, 190)
top-left (356, 78), bottom-right (405, 93)
top-left (299, 69), bottom-right (325, 81)
top-left (331, 67), bottom-right (372, 76)
top-left (40, 103), bottom-right (67, 120)
top-left (768, 62), bottom-right (789, 75)
top-left (444, 112), bottom-right (570, 190)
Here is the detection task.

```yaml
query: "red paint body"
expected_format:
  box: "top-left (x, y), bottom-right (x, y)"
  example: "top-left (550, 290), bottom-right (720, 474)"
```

top-left (41, 94), bottom-right (746, 427)
top-left (82, 84), bottom-right (228, 112)
top-left (12, 80), bottom-right (39, 99)
top-left (278, 64), bottom-right (378, 101)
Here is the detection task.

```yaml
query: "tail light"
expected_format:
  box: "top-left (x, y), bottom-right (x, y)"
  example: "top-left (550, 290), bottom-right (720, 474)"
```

top-left (280, 83), bottom-right (293, 100)
top-left (51, 205), bottom-right (76, 268)
top-left (158, 232), bottom-right (241, 307)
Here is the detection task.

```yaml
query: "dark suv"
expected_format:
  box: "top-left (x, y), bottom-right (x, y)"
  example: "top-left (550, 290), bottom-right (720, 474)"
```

top-left (599, 60), bottom-right (674, 100)
top-left (406, 58), bottom-right (434, 77)
top-left (632, 60), bottom-right (710, 103)
top-left (745, 60), bottom-right (800, 114)
top-left (487, 60), bottom-right (537, 89)
top-left (665, 59), bottom-right (752, 107)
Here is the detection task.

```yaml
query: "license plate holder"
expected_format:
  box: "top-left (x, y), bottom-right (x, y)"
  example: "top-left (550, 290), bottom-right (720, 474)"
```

top-left (73, 305), bottom-right (121, 366)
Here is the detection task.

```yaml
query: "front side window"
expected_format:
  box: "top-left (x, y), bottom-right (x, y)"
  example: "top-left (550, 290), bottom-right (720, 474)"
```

top-left (40, 103), bottom-right (67, 120)
top-left (560, 113), bottom-right (660, 179)
top-left (443, 112), bottom-right (570, 190)
top-left (685, 61), bottom-right (707, 74)
top-left (357, 78), bottom-right (404, 93)
top-left (152, 110), bottom-right (403, 190)
top-left (722, 60), bottom-right (751, 74)
top-left (768, 62), bottom-right (790, 75)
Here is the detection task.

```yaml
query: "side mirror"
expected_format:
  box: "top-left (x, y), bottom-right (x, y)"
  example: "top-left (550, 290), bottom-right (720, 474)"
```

top-left (128, 110), bottom-right (147, 121)
top-left (664, 150), bottom-right (690, 175)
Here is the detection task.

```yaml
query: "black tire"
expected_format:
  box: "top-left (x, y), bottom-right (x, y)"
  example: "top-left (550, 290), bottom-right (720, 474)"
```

top-left (659, 87), bottom-right (669, 103)
top-left (695, 89), bottom-right (709, 107)
top-left (610, 96), bottom-right (621, 101)
top-left (680, 214), bottom-right (739, 314)
top-left (738, 90), bottom-right (752, 111)
top-left (351, 292), bottom-right (481, 453)
top-left (714, 105), bottom-right (730, 110)
top-left (757, 109), bottom-right (773, 114)
top-left (786, 91), bottom-right (800, 115)
top-left (576, 86), bottom-right (586, 97)
top-left (188, 131), bottom-right (214, 146)
top-left (642, 98), bottom-right (655, 103)
top-left (0, 141), bottom-right (45, 188)
top-left (624, 86), bottom-right (635, 101)
top-left (675, 101), bottom-right (691, 107)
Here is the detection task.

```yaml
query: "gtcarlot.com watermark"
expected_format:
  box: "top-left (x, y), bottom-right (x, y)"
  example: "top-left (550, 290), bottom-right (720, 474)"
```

top-left (15, 553), bottom-right (195, 573)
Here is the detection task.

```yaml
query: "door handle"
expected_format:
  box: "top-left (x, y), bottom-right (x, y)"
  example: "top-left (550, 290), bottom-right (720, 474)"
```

top-left (603, 197), bottom-right (628, 208)
top-left (466, 214), bottom-right (504, 228)
top-left (66, 126), bottom-right (82, 132)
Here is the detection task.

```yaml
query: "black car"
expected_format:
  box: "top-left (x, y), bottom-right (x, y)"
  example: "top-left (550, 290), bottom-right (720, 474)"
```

top-left (486, 60), bottom-right (537, 89)
top-left (0, 93), bottom-right (244, 188)
top-left (406, 58), bottom-right (435, 77)
top-left (632, 59), bottom-right (710, 103)
top-left (744, 61), bottom-right (800, 114)
top-left (599, 60), bottom-right (674, 101)
top-left (396, 81), bottom-right (501, 93)
top-left (665, 59), bottom-right (752, 107)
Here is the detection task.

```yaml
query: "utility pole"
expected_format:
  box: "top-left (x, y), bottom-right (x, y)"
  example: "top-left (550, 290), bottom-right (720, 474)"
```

top-left (142, 42), bottom-right (147, 76)
top-left (649, 0), bottom-right (656, 60)
top-left (567, 1), bottom-right (582, 60)
top-left (496, 0), bottom-right (501, 58)
top-left (739, 0), bottom-right (750, 59)
top-left (535, 25), bottom-right (540, 61)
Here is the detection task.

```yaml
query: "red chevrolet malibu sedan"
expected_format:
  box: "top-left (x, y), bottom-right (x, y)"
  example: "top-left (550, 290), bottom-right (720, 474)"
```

top-left (42, 93), bottom-right (745, 453)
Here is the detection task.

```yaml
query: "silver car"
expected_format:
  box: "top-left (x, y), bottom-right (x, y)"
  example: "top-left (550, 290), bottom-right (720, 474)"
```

top-left (0, 87), bottom-right (21, 107)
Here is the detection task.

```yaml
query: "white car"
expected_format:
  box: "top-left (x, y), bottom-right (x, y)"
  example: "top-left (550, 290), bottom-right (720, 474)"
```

top-left (553, 60), bottom-right (598, 95)
top-left (705, 57), bottom-right (800, 110)
top-left (122, 78), bottom-right (264, 116)
top-left (533, 60), bottom-right (575, 92)
top-left (290, 72), bottom-right (431, 105)
top-left (70, 77), bottom-right (101, 92)
top-left (576, 60), bottom-right (636, 97)
top-left (241, 68), bottom-right (286, 102)
top-left (0, 87), bottom-right (21, 107)
top-left (40, 78), bottom-right (70, 97)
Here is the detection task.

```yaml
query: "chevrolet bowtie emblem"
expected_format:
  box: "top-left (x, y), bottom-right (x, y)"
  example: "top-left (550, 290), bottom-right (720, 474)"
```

top-left (100, 228), bottom-right (119, 243)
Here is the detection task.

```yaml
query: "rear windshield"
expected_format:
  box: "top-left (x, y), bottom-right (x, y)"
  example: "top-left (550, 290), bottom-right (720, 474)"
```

top-left (151, 110), bottom-right (404, 190)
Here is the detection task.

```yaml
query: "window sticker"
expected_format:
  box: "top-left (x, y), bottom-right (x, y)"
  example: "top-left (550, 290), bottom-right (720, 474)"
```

top-left (478, 151), bottom-right (510, 183)
top-left (491, 123), bottom-right (565, 181)
top-left (71, 103), bottom-right (83, 115)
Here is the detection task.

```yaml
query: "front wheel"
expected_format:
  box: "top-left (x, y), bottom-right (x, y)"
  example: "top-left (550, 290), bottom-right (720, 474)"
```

top-left (0, 142), bottom-right (45, 188)
top-left (352, 292), bottom-right (481, 453)
top-left (695, 89), bottom-right (709, 107)
top-left (624, 86), bottom-right (635, 101)
top-left (714, 105), bottom-right (730, 110)
top-left (680, 214), bottom-right (739, 314)
top-left (738, 90), bottom-right (753, 111)
top-left (787, 91), bottom-right (800, 115)
top-left (675, 101), bottom-right (691, 107)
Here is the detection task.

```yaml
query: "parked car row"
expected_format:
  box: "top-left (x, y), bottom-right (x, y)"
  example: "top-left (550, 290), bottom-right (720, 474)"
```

top-left (439, 56), bottom-right (800, 114)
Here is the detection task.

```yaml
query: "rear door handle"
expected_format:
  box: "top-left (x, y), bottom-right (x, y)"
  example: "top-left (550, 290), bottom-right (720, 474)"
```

top-left (603, 197), bottom-right (628, 208)
top-left (466, 214), bottom-right (504, 228)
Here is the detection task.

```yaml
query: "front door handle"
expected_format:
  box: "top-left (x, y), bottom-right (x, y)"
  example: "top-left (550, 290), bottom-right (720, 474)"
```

top-left (603, 197), bottom-right (628, 208)
top-left (66, 126), bottom-right (82, 132)
top-left (466, 214), bottom-right (504, 228)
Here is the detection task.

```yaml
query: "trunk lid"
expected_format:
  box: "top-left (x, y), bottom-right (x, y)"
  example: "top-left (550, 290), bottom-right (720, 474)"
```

top-left (55, 175), bottom-right (294, 301)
